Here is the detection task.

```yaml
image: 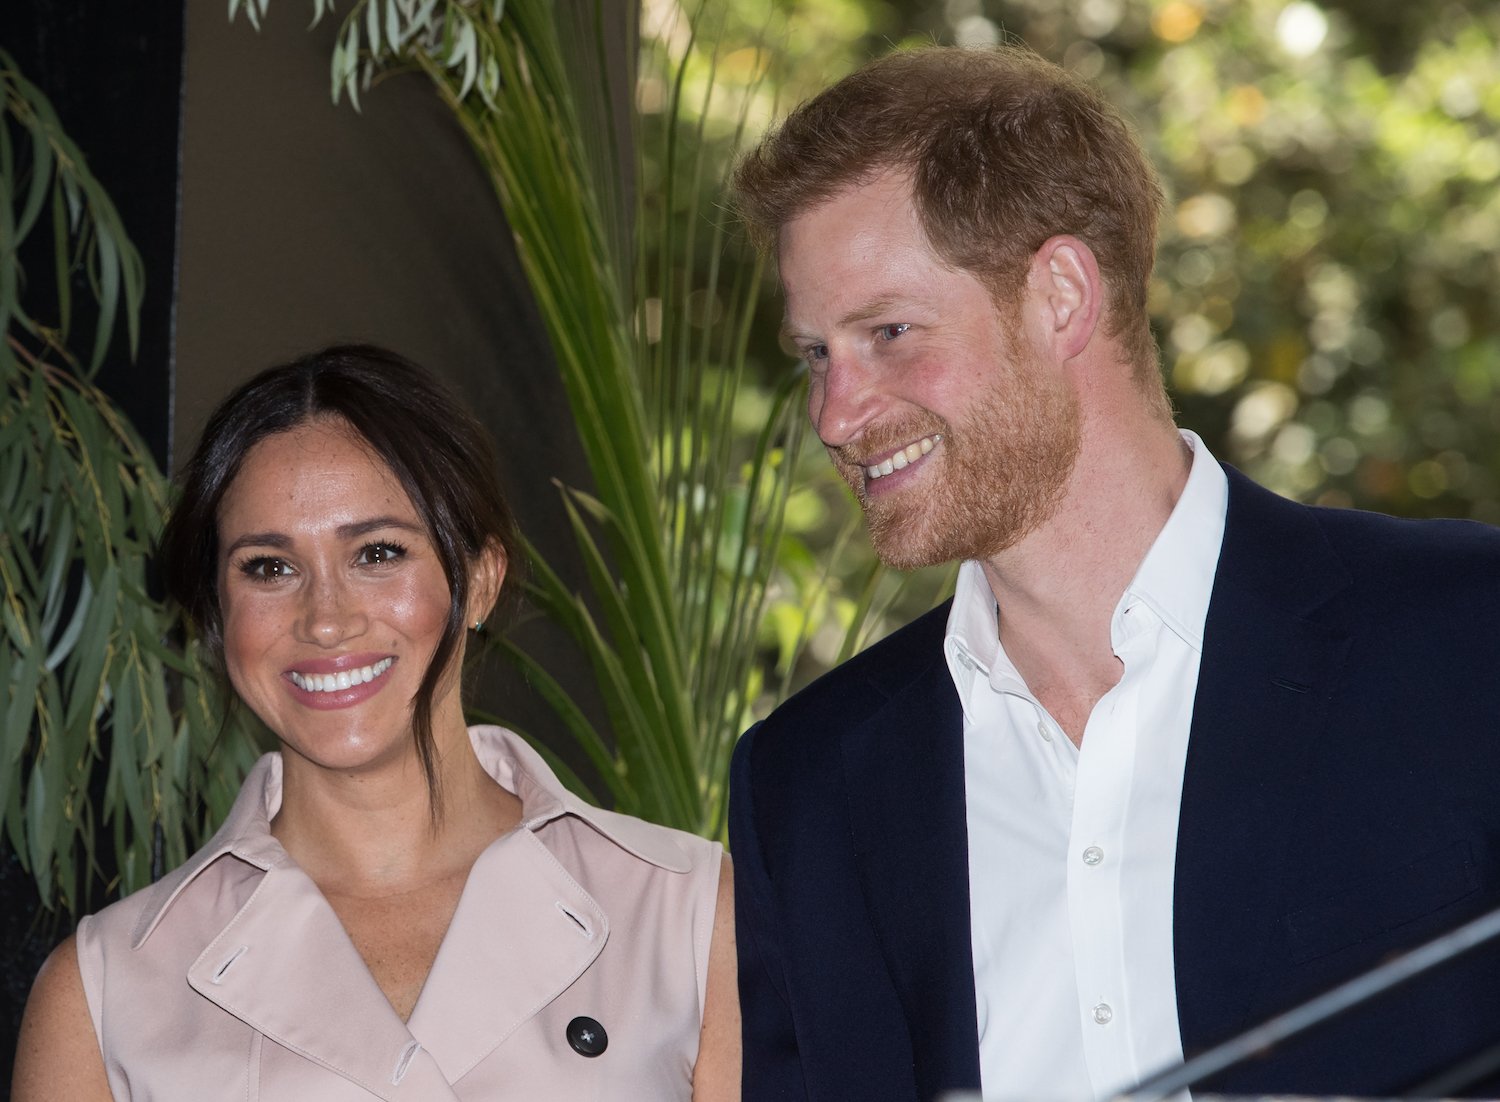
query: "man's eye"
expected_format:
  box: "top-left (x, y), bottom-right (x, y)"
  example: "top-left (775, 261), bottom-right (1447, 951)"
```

top-left (876, 323), bottom-right (910, 342)
top-left (239, 556), bottom-right (292, 581)
top-left (802, 343), bottom-right (829, 366)
top-left (357, 541), bottom-right (407, 566)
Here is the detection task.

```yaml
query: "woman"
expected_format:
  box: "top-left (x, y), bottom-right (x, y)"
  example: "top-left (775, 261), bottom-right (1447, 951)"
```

top-left (14, 345), bottom-right (739, 1100)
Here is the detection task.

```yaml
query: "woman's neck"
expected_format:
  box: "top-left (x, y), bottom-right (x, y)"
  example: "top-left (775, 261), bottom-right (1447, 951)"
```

top-left (270, 721), bottom-right (522, 896)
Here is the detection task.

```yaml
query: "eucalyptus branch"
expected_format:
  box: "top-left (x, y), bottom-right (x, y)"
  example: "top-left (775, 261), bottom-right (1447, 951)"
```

top-left (2, 53), bottom-right (256, 912)
top-left (1, 49), bottom-right (144, 373)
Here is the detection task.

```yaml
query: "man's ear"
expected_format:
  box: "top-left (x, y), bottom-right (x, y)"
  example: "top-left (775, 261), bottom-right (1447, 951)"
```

top-left (466, 540), bottom-right (508, 629)
top-left (1027, 235), bottom-right (1102, 361)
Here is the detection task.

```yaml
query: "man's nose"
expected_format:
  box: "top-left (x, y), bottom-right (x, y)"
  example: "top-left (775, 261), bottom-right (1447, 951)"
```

top-left (295, 576), bottom-right (368, 647)
top-left (810, 353), bottom-right (883, 449)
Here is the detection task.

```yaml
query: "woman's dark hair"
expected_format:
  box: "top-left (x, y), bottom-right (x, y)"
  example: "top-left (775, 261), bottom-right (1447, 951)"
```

top-left (161, 344), bottom-right (522, 813)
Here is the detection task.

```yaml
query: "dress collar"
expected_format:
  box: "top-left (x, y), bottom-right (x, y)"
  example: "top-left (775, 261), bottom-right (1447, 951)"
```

top-left (130, 725), bottom-right (689, 949)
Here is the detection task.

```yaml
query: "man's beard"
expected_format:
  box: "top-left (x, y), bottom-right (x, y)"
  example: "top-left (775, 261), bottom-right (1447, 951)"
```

top-left (829, 359), bottom-right (1081, 571)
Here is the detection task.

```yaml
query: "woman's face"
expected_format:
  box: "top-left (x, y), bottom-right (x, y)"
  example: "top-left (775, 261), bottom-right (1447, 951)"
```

top-left (215, 417), bottom-right (494, 775)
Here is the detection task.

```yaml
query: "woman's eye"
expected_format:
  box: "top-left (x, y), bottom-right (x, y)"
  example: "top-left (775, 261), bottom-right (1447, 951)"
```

top-left (239, 556), bottom-right (293, 581)
top-left (876, 323), bottom-right (910, 342)
top-left (357, 541), bottom-right (407, 566)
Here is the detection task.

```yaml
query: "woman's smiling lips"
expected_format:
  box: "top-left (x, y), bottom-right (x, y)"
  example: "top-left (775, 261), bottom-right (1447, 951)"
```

top-left (284, 653), bottom-right (397, 710)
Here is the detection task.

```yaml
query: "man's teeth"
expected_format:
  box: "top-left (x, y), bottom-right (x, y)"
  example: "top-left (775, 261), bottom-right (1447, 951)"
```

top-left (865, 434), bottom-right (942, 480)
top-left (290, 658), bottom-right (394, 694)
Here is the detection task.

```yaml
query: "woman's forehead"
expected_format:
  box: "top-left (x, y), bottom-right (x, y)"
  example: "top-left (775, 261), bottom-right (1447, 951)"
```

top-left (218, 418), bottom-right (422, 534)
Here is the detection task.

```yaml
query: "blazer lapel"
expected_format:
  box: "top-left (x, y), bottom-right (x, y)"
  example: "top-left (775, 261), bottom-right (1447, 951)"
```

top-left (1174, 467), bottom-right (1354, 1057)
top-left (186, 863), bottom-right (459, 1101)
top-left (840, 622), bottom-right (983, 1096)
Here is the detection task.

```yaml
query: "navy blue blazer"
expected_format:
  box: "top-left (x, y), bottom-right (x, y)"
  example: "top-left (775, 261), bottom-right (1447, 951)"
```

top-left (731, 466), bottom-right (1500, 1101)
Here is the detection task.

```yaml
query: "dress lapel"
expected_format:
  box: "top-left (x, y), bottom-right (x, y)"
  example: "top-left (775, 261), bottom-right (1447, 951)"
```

top-left (840, 621), bottom-right (983, 1096)
top-left (1174, 467), bottom-right (1354, 1056)
top-left (185, 863), bottom-right (458, 1101)
top-left (406, 828), bottom-right (607, 1082)
top-left (170, 732), bottom-right (613, 1099)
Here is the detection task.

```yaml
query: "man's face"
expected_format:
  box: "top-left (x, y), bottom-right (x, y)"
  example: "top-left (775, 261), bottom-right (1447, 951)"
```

top-left (778, 172), bottom-right (1081, 570)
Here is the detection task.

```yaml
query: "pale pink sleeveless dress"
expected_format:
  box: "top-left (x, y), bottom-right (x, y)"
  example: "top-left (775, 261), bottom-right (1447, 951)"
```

top-left (75, 726), bottom-right (722, 1100)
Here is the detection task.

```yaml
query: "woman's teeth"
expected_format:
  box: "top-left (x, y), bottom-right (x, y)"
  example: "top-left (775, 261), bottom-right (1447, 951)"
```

top-left (866, 434), bottom-right (942, 480)
top-left (290, 657), bottom-right (394, 694)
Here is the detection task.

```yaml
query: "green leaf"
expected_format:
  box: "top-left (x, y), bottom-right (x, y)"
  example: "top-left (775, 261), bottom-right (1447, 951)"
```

top-left (456, 20), bottom-right (478, 98)
top-left (14, 110), bottom-right (52, 244)
top-left (45, 569), bottom-right (91, 675)
top-left (89, 219), bottom-right (120, 372)
top-left (345, 19), bottom-right (365, 111)
top-left (3, 631), bottom-right (44, 769)
top-left (365, 0), bottom-right (383, 55)
top-left (25, 749), bottom-right (65, 904)
top-left (385, 0), bottom-right (401, 54)
top-left (51, 179), bottom-right (71, 339)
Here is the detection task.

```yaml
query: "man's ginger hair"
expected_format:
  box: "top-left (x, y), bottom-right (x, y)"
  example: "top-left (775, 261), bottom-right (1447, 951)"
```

top-left (733, 45), bottom-right (1166, 376)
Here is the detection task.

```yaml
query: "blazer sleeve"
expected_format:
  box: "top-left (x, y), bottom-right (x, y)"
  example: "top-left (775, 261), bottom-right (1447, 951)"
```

top-left (730, 723), bottom-right (809, 1101)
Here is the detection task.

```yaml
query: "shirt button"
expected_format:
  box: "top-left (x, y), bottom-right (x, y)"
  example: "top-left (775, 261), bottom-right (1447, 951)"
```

top-left (1082, 846), bottom-right (1104, 866)
top-left (1093, 1003), bottom-right (1114, 1025)
top-left (1036, 720), bottom-right (1052, 743)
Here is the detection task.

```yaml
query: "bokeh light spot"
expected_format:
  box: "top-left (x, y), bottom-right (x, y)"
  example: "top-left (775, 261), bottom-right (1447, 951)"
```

top-left (1153, 1), bottom-right (1203, 44)
top-left (1276, 1), bottom-right (1328, 58)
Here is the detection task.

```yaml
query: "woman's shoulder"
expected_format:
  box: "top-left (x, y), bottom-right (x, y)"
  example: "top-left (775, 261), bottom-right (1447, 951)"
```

top-left (13, 934), bottom-right (113, 1101)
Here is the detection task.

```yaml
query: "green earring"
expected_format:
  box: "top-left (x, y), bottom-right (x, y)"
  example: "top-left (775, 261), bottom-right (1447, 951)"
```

top-left (472, 619), bottom-right (485, 632)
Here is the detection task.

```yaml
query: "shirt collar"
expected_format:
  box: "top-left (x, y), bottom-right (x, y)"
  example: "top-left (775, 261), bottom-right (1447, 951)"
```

top-left (945, 560), bottom-right (1013, 702)
top-left (944, 429), bottom-right (1228, 703)
top-left (1118, 429), bottom-right (1227, 654)
top-left (130, 725), bottom-right (691, 949)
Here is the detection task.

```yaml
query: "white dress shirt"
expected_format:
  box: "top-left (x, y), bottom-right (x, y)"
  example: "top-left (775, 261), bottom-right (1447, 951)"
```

top-left (949, 431), bottom-right (1228, 1102)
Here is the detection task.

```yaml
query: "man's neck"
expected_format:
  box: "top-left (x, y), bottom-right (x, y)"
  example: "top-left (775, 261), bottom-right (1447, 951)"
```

top-left (978, 416), bottom-right (1192, 745)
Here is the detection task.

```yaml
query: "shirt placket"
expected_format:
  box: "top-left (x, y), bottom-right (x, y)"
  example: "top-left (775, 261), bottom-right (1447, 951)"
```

top-left (1068, 610), bottom-right (1157, 1096)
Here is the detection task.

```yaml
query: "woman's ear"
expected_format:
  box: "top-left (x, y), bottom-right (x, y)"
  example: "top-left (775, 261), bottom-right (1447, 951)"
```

top-left (466, 540), bottom-right (508, 630)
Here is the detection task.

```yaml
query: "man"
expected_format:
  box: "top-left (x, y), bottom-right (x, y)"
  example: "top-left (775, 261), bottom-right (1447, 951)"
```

top-left (728, 45), bottom-right (1500, 1102)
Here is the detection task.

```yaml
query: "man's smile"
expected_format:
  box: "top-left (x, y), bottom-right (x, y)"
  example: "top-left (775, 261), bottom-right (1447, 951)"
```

top-left (863, 433), bottom-right (943, 481)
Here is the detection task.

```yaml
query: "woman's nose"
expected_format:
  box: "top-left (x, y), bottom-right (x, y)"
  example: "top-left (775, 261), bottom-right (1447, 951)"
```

top-left (294, 576), bottom-right (368, 646)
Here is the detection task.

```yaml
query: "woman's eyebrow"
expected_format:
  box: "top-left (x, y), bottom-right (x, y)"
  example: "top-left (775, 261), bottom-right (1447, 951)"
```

top-left (222, 531), bottom-right (289, 557)
top-left (336, 516), bottom-right (425, 540)
top-left (221, 517), bottom-right (423, 558)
